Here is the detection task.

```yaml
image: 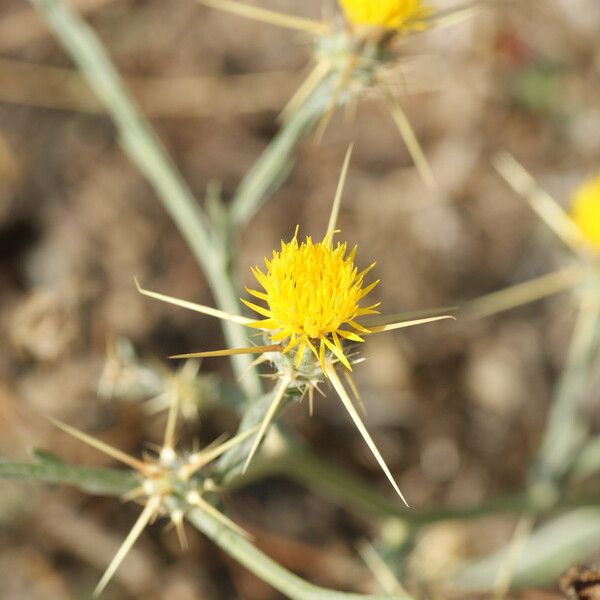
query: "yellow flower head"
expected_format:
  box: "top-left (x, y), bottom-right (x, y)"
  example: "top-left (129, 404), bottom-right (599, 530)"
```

top-left (243, 234), bottom-right (380, 371)
top-left (570, 173), bottom-right (600, 249)
top-left (338, 0), bottom-right (431, 31)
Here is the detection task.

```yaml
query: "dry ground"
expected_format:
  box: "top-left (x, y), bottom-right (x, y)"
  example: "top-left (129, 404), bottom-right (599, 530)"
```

top-left (1, 0), bottom-right (599, 598)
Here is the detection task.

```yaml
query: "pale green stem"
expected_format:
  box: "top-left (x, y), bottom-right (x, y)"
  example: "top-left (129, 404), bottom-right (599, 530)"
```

top-left (234, 446), bottom-right (600, 525)
top-left (454, 508), bottom-right (600, 589)
top-left (229, 81), bottom-right (332, 228)
top-left (29, 0), bottom-right (261, 399)
top-left (218, 387), bottom-right (296, 480)
top-left (572, 436), bottom-right (600, 480)
top-left (4, 454), bottom-right (600, 525)
top-left (0, 457), bottom-right (136, 497)
top-left (529, 295), bottom-right (600, 490)
top-left (187, 508), bottom-right (411, 600)
top-left (463, 265), bottom-right (584, 319)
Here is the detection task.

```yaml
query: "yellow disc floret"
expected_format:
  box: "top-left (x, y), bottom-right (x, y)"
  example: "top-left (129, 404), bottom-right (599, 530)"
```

top-left (570, 173), bottom-right (600, 250)
top-left (339, 0), bottom-right (431, 31)
top-left (243, 234), bottom-right (380, 371)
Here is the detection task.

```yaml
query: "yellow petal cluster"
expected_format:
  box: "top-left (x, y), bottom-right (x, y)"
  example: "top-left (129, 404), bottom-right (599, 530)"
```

top-left (338, 0), bottom-right (431, 31)
top-left (243, 235), bottom-right (380, 370)
top-left (570, 173), bottom-right (600, 249)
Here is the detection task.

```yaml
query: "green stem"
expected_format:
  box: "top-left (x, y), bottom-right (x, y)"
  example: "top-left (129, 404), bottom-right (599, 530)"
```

top-left (218, 388), bottom-right (296, 480)
top-left (572, 436), bottom-right (600, 480)
top-left (30, 0), bottom-right (261, 399)
top-left (233, 446), bottom-right (600, 525)
top-left (187, 508), bottom-right (411, 600)
top-left (229, 85), bottom-right (329, 228)
top-left (246, 445), bottom-right (408, 519)
top-left (0, 458), bottom-right (136, 497)
top-left (454, 508), bottom-right (600, 589)
top-left (530, 294), bottom-right (600, 489)
top-left (3, 454), bottom-right (600, 526)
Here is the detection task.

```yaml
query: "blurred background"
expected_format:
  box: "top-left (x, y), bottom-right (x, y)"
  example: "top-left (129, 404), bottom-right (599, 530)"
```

top-left (1, 0), bottom-right (600, 598)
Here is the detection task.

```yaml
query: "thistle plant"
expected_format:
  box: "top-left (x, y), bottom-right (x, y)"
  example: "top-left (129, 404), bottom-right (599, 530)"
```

top-left (137, 148), bottom-right (452, 505)
top-left (47, 402), bottom-right (257, 597)
top-left (4, 0), bottom-right (600, 598)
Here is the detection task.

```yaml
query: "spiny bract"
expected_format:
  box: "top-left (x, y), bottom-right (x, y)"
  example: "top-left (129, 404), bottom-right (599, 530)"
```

top-left (243, 234), bottom-right (380, 371)
top-left (338, 0), bottom-right (431, 31)
top-left (571, 173), bottom-right (600, 249)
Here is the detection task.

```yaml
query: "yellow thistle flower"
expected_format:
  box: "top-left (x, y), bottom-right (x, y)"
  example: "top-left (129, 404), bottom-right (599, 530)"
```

top-left (243, 234), bottom-right (379, 372)
top-left (570, 173), bottom-right (600, 249)
top-left (137, 148), bottom-right (452, 505)
top-left (339, 0), bottom-right (431, 31)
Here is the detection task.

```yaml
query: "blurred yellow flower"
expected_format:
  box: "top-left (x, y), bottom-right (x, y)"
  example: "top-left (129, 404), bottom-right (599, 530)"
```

top-left (338, 0), bottom-right (431, 31)
top-left (571, 174), bottom-right (600, 249)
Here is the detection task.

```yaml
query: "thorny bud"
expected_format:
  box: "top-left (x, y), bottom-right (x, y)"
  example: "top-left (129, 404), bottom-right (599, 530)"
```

top-left (98, 337), bottom-right (218, 422)
top-left (48, 416), bottom-right (254, 597)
